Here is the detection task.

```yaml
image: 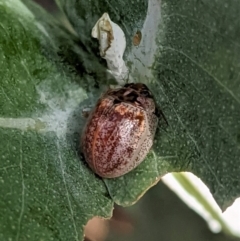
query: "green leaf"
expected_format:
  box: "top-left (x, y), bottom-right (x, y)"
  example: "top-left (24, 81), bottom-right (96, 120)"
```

top-left (1, 0), bottom-right (240, 239)
top-left (0, 0), bottom-right (113, 240)
top-left (57, 0), bottom-right (240, 210)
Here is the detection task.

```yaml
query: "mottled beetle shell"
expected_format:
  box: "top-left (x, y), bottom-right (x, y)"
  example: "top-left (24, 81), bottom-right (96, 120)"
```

top-left (81, 83), bottom-right (158, 178)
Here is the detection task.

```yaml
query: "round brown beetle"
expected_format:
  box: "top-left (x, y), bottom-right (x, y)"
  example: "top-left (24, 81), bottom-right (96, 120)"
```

top-left (81, 83), bottom-right (159, 178)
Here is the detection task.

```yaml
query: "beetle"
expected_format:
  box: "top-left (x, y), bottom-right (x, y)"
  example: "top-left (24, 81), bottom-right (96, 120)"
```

top-left (81, 83), bottom-right (159, 178)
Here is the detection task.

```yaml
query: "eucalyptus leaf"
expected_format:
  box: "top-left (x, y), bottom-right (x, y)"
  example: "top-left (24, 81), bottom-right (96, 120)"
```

top-left (57, 0), bottom-right (240, 210)
top-left (0, 0), bottom-right (113, 240)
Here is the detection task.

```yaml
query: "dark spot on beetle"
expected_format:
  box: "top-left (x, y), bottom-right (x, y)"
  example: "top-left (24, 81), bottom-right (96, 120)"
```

top-left (126, 146), bottom-right (134, 156)
top-left (105, 158), bottom-right (125, 173)
top-left (125, 91), bottom-right (139, 102)
top-left (114, 88), bottom-right (128, 97)
top-left (140, 90), bottom-right (152, 98)
top-left (130, 83), bottom-right (143, 91)
top-left (113, 99), bottom-right (122, 105)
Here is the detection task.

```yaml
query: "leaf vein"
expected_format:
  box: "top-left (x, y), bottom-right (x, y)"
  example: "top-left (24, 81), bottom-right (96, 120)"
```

top-left (56, 140), bottom-right (79, 241)
top-left (162, 46), bottom-right (240, 104)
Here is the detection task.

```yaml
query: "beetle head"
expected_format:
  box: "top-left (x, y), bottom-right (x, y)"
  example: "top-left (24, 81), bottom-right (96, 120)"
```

top-left (107, 83), bottom-right (157, 114)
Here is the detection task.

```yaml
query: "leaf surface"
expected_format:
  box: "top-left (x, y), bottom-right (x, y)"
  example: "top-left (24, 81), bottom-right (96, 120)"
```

top-left (0, 1), bottom-right (113, 240)
top-left (1, 0), bottom-right (240, 240)
top-left (58, 0), bottom-right (240, 210)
